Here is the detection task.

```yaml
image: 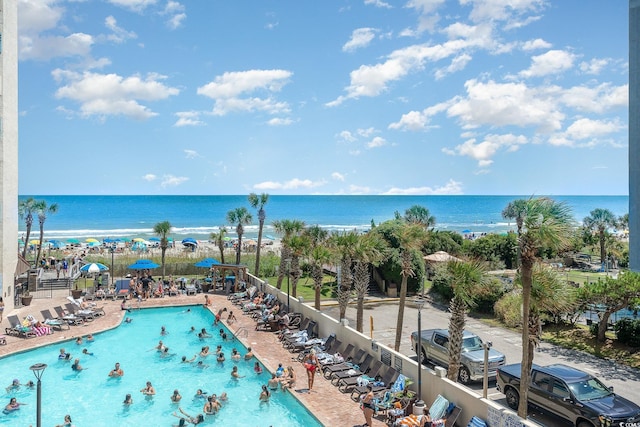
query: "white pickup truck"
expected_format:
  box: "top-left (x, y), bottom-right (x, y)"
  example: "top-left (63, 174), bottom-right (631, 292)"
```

top-left (410, 328), bottom-right (506, 384)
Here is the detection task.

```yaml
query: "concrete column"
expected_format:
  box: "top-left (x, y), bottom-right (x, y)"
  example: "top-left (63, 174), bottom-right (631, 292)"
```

top-left (631, 1), bottom-right (640, 271)
top-left (0, 0), bottom-right (19, 311)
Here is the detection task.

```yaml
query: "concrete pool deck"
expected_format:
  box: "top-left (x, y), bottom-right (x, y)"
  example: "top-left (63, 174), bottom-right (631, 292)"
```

top-left (0, 291), bottom-right (388, 427)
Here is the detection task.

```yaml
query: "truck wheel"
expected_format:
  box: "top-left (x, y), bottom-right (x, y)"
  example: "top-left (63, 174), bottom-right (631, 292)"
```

top-left (458, 366), bottom-right (471, 384)
top-left (505, 387), bottom-right (519, 410)
top-left (577, 422), bottom-right (595, 427)
top-left (419, 348), bottom-right (427, 364)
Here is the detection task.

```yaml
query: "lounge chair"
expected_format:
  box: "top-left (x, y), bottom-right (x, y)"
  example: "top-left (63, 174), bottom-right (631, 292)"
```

top-left (185, 284), bottom-right (197, 295)
top-left (350, 366), bottom-right (400, 401)
top-left (337, 359), bottom-right (383, 392)
top-left (41, 309), bottom-right (70, 331)
top-left (5, 315), bottom-right (37, 339)
top-left (65, 303), bottom-right (96, 321)
top-left (318, 342), bottom-right (353, 367)
top-left (53, 305), bottom-right (85, 325)
top-left (0, 335), bottom-right (6, 345)
top-left (282, 320), bottom-right (317, 349)
top-left (330, 354), bottom-right (375, 385)
top-left (323, 348), bottom-right (367, 378)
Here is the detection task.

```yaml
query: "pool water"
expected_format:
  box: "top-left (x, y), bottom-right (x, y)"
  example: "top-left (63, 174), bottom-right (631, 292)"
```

top-left (0, 306), bottom-right (322, 426)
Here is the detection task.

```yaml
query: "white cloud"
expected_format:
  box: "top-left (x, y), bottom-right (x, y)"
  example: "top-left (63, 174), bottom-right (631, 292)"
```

top-left (105, 16), bottom-right (137, 43)
top-left (446, 79), bottom-right (565, 132)
top-left (405, 0), bottom-right (446, 33)
top-left (161, 174), bottom-right (189, 187)
top-left (332, 172), bottom-right (345, 181)
top-left (367, 136), bottom-right (387, 148)
top-left (388, 101), bottom-right (450, 131)
top-left (434, 53), bottom-right (472, 80)
top-left (522, 38), bottom-right (551, 51)
top-left (357, 127), bottom-right (377, 137)
top-left (519, 49), bottom-right (576, 78)
top-left (343, 28), bottom-right (377, 52)
top-left (382, 179), bottom-right (463, 195)
top-left (162, 1), bottom-right (186, 29)
top-left (561, 83), bottom-right (628, 113)
top-left (253, 178), bottom-right (327, 190)
top-left (337, 130), bottom-right (357, 142)
top-left (364, 0), bottom-right (392, 9)
top-left (18, 0), bottom-right (63, 34)
top-left (142, 174), bottom-right (156, 181)
top-left (443, 133), bottom-right (528, 165)
top-left (348, 185), bottom-right (371, 194)
top-left (197, 69), bottom-right (292, 116)
top-left (20, 32), bottom-right (94, 61)
top-left (174, 111), bottom-right (205, 127)
top-left (549, 118), bottom-right (624, 147)
top-left (461, 0), bottom-right (545, 24)
top-left (184, 150), bottom-right (199, 159)
top-left (53, 70), bottom-right (180, 120)
top-left (267, 117), bottom-right (293, 126)
top-left (579, 58), bottom-right (610, 75)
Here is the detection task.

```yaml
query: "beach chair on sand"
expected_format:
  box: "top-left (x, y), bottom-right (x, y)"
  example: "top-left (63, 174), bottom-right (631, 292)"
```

top-left (41, 309), bottom-right (70, 331)
top-left (5, 315), bottom-right (36, 339)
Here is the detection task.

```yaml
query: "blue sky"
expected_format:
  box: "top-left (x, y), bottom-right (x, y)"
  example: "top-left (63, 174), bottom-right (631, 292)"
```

top-left (17, 0), bottom-right (629, 196)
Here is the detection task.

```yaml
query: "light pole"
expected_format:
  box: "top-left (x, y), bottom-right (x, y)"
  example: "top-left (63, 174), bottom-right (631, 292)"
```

top-left (414, 299), bottom-right (425, 412)
top-left (110, 242), bottom-right (117, 287)
top-left (482, 341), bottom-right (492, 399)
top-left (30, 363), bottom-right (47, 427)
top-left (285, 258), bottom-right (291, 311)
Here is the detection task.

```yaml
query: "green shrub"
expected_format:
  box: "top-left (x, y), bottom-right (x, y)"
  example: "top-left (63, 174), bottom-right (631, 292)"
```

top-left (614, 318), bottom-right (640, 347)
top-left (589, 321), bottom-right (599, 338)
top-left (494, 292), bottom-right (522, 328)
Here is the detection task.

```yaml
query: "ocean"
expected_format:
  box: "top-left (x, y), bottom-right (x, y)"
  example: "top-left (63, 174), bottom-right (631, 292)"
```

top-left (17, 195), bottom-right (629, 241)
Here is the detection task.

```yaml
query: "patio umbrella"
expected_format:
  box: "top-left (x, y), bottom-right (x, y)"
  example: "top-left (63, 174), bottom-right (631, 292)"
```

top-left (128, 259), bottom-right (160, 270)
top-left (49, 239), bottom-right (66, 249)
top-left (194, 258), bottom-right (221, 268)
top-left (80, 262), bottom-right (109, 273)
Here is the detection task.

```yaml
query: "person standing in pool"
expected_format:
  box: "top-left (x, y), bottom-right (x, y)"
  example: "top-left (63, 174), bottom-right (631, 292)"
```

top-left (140, 381), bottom-right (156, 396)
top-left (4, 397), bottom-right (25, 413)
top-left (55, 414), bottom-right (74, 427)
top-left (109, 362), bottom-right (124, 377)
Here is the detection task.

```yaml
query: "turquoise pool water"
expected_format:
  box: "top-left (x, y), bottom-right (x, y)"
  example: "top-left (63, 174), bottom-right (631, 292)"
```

top-left (0, 306), bottom-right (322, 426)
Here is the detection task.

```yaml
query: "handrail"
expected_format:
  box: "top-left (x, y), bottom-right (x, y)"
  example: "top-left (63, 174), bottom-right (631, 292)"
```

top-left (235, 326), bottom-right (249, 338)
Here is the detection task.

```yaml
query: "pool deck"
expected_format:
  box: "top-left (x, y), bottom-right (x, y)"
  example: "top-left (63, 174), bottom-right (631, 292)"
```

top-left (0, 292), bottom-right (388, 427)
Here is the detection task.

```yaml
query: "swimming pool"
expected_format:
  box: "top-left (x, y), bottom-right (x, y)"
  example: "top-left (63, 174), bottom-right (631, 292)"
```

top-left (0, 306), bottom-right (323, 426)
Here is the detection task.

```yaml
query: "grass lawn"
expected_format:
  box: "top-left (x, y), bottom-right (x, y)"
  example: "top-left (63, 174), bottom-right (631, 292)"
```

top-left (542, 324), bottom-right (640, 369)
top-left (262, 275), bottom-right (337, 303)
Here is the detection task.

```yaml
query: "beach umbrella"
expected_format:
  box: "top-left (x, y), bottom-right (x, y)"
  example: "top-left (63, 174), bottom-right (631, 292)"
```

top-left (30, 239), bottom-right (41, 245)
top-left (104, 238), bottom-right (118, 243)
top-left (87, 241), bottom-right (101, 247)
top-left (86, 238), bottom-right (99, 243)
top-left (48, 239), bottom-right (66, 249)
top-left (133, 237), bottom-right (146, 242)
top-left (128, 259), bottom-right (160, 270)
top-left (80, 262), bottom-right (109, 273)
top-left (149, 237), bottom-right (160, 242)
top-left (194, 258), bottom-right (221, 268)
top-left (67, 238), bottom-right (80, 244)
top-left (461, 229), bottom-right (471, 233)
top-left (182, 237), bottom-right (197, 244)
top-left (119, 237), bottom-right (132, 242)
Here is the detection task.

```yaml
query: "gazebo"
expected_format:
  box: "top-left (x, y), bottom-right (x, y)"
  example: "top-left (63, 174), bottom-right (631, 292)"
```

top-left (423, 251), bottom-right (462, 263)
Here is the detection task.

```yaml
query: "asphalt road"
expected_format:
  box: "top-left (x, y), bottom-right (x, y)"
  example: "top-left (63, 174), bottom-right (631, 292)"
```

top-left (322, 297), bottom-right (640, 426)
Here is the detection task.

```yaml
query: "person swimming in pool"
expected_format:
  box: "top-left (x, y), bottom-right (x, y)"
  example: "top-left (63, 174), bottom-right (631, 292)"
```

top-left (4, 397), bottom-right (26, 413)
top-left (172, 407), bottom-right (205, 425)
top-left (5, 379), bottom-right (20, 393)
top-left (123, 394), bottom-right (133, 405)
top-left (171, 389), bottom-right (182, 403)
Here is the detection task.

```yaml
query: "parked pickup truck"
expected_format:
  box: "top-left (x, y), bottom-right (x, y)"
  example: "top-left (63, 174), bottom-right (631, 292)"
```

top-left (496, 363), bottom-right (640, 427)
top-left (410, 328), bottom-right (506, 384)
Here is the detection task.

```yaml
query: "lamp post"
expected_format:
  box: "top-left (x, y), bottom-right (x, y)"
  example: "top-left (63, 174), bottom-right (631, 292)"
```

top-left (414, 299), bottom-right (425, 412)
top-left (30, 363), bottom-right (47, 427)
top-left (285, 258), bottom-right (291, 311)
top-left (110, 242), bottom-right (117, 287)
top-left (482, 341), bottom-right (492, 399)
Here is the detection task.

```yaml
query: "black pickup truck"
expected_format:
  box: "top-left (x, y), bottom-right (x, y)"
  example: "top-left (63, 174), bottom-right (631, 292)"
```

top-left (496, 363), bottom-right (640, 427)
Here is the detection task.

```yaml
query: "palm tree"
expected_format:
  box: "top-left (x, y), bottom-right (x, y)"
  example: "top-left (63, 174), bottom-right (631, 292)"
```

top-left (304, 225), bottom-right (331, 310)
top-left (443, 259), bottom-right (491, 383)
top-left (404, 205), bottom-right (436, 229)
top-left (502, 199), bottom-right (528, 269)
top-left (393, 223), bottom-right (429, 352)
top-left (352, 233), bottom-right (387, 332)
top-left (583, 208), bottom-right (618, 270)
top-left (210, 227), bottom-right (228, 264)
top-left (33, 200), bottom-right (59, 268)
top-left (511, 197), bottom-right (574, 418)
top-left (153, 221), bottom-right (172, 279)
top-left (18, 197), bottom-right (37, 259)
top-left (331, 230), bottom-right (359, 321)
top-left (248, 193), bottom-right (269, 276)
top-left (226, 207), bottom-right (253, 265)
top-left (286, 234), bottom-right (308, 298)
top-left (273, 219), bottom-right (305, 289)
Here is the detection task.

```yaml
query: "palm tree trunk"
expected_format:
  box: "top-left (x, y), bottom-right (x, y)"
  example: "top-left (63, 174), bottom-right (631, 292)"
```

top-left (36, 223), bottom-right (45, 268)
top-left (255, 218), bottom-right (264, 275)
top-left (447, 295), bottom-right (466, 381)
top-left (236, 232), bottom-right (243, 265)
top-left (291, 256), bottom-right (300, 297)
top-left (314, 265), bottom-right (322, 310)
top-left (276, 247), bottom-right (290, 289)
top-left (22, 220), bottom-right (32, 259)
top-left (394, 274), bottom-right (408, 351)
top-left (161, 248), bottom-right (167, 279)
top-left (599, 230), bottom-right (606, 269)
top-left (518, 258), bottom-right (533, 418)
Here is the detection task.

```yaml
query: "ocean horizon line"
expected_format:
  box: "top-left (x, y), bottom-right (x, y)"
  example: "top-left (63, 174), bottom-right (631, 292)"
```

top-left (18, 193), bottom-right (631, 197)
